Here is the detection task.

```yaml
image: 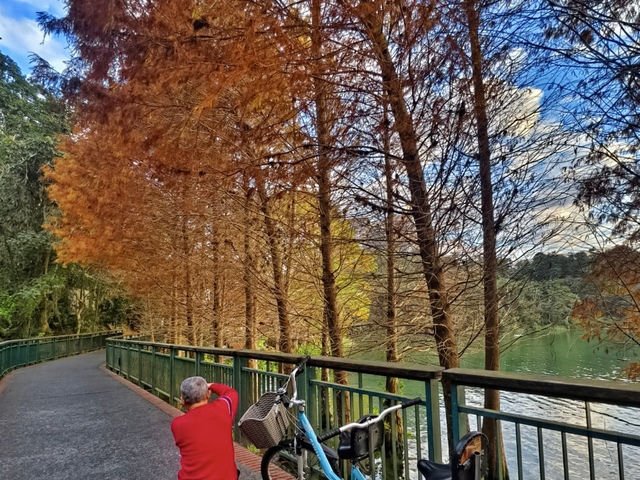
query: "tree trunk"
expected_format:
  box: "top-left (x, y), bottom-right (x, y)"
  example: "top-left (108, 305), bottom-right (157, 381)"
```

top-left (212, 227), bottom-right (223, 350)
top-left (244, 180), bottom-right (258, 364)
top-left (357, 4), bottom-right (459, 445)
top-left (321, 308), bottom-right (331, 430)
top-left (383, 102), bottom-right (399, 387)
top-left (359, 4), bottom-right (458, 368)
top-left (182, 212), bottom-right (195, 345)
top-left (39, 248), bottom-right (51, 334)
top-left (312, 0), bottom-right (349, 422)
top-left (75, 275), bottom-right (85, 335)
top-left (256, 173), bottom-right (292, 354)
top-left (383, 102), bottom-right (403, 479)
top-left (464, 0), bottom-right (508, 477)
top-left (171, 273), bottom-right (178, 344)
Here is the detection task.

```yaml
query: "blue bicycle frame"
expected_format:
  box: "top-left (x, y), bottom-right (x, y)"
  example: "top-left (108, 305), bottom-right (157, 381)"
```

top-left (270, 357), bottom-right (420, 480)
top-left (298, 410), bottom-right (367, 480)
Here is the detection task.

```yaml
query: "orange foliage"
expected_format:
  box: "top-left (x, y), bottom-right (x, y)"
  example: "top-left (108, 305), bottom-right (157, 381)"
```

top-left (46, 0), bottom-right (316, 346)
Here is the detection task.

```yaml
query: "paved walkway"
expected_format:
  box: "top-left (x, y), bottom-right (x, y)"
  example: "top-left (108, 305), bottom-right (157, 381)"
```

top-left (0, 350), bottom-right (262, 480)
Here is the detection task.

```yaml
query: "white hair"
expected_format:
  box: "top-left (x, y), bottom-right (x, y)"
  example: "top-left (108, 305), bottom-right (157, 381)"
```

top-left (180, 376), bottom-right (208, 405)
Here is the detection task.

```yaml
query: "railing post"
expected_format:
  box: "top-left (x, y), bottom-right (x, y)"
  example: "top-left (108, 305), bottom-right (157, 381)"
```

top-left (151, 345), bottom-right (156, 396)
top-left (169, 348), bottom-right (176, 406)
top-left (425, 379), bottom-right (442, 462)
top-left (117, 341), bottom-right (122, 374)
top-left (233, 355), bottom-right (248, 441)
top-left (451, 381), bottom-right (459, 443)
top-left (138, 343), bottom-right (142, 385)
top-left (306, 366), bottom-right (318, 428)
top-left (127, 342), bottom-right (131, 379)
top-left (450, 382), bottom-right (467, 443)
top-left (586, 401), bottom-right (596, 480)
top-left (195, 350), bottom-right (202, 377)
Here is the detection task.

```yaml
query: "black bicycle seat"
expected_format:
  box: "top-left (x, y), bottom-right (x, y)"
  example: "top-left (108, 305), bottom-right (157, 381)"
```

top-left (417, 459), bottom-right (452, 480)
top-left (417, 431), bottom-right (487, 480)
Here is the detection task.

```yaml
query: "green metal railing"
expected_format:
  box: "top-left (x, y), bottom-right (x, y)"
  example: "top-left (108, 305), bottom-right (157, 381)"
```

top-left (105, 337), bottom-right (640, 480)
top-left (106, 338), bottom-right (444, 479)
top-left (0, 331), bottom-right (119, 379)
top-left (445, 368), bottom-right (640, 480)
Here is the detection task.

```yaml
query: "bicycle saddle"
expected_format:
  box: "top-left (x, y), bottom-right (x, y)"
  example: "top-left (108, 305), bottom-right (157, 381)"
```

top-left (417, 431), bottom-right (486, 480)
top-left (417, 459), bottom-right (452, 480)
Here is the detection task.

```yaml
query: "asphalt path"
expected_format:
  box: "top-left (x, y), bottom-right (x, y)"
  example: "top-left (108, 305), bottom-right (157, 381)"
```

top-left (0, 350), bottom-right (261, 480)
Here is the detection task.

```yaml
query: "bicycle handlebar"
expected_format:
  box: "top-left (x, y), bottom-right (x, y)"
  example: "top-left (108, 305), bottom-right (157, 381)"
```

top-left (401, 397), bottom-right (422, 409)
top-left (316, 397), bottom-right (423, 442)
top-left (317, 427), bottom-right (341, 443)
top-left (282, 356), bottom-right (311, 403)
top-left (281, 358), bottom-right (422, 440)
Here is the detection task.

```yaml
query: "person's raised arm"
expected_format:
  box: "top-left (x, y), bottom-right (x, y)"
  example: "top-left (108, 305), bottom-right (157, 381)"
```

top-left (208, 383), bottom-right (238, 418)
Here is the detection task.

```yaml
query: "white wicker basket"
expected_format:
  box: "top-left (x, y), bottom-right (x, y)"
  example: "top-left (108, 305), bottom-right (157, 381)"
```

top-left (238, 392), bottom-right (289, 448)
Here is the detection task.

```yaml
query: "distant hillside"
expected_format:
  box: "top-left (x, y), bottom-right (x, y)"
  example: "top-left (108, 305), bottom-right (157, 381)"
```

top-left (515, 252), bottom-right (592, 282)
top-left (500, 252), bottom-right (596, 329)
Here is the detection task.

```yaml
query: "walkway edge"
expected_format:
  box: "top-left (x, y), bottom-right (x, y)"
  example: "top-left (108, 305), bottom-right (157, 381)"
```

top-left (100, 363), bottom-right (182, 418)
top-left (99, 363), bottom-right (265, 475)
top-left (0, 369), bottom-right (16, 396)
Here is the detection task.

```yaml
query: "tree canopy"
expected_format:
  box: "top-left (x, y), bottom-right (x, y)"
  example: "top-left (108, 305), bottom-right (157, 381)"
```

top-left (27, 0), bottom-right (640, 381)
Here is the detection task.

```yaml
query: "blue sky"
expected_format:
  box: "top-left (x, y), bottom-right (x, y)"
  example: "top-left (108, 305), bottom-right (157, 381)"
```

top-left (0, 0), bottom-right (69, 75)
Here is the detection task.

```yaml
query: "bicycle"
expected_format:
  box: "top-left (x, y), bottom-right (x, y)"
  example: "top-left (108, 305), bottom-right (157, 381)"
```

top-left (238, 356), bottom-right (422, 480)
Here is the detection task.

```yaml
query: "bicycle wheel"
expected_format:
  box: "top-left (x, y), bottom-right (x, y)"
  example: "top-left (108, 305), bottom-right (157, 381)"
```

top-left (261, 442), bottom-right (340, 480)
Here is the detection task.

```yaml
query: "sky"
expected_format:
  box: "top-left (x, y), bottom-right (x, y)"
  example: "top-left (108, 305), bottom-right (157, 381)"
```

top-left (0, 0), bottom-right (69, 75)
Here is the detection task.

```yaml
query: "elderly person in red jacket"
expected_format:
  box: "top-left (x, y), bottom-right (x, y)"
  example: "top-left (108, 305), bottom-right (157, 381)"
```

top-left (171, 376), bottom-right (239, 480)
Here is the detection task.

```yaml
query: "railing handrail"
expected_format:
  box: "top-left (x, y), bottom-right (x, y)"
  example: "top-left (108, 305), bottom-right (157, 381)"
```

top-left (108, 337), bottom-right (640, 405)
top-left (444, 367), bottom-right (640, 408)
top-left (106, 337), bottom-right (444, 380)
top-left (1, 331), bottom-right (120, 347)
top-left (1, 330), bottom-right (121, 380)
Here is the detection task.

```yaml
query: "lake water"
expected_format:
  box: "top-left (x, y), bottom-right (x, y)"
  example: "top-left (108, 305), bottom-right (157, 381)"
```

top-left (459, 330), bottom-right (640, 479)
top-left (456, 328), bottom-right (636, 380)
top-left (356, 328), bottom-right (640, 479)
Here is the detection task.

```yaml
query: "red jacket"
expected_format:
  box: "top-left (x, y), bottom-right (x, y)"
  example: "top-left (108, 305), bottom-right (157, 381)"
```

top-left (171, 383), bottom-right (239, 480)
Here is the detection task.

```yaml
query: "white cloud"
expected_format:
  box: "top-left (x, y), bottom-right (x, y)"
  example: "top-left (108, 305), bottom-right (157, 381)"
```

top-left (0, 9), bottom-right (69, 72)
top-left (489, 84), bottom-right (544, 138)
